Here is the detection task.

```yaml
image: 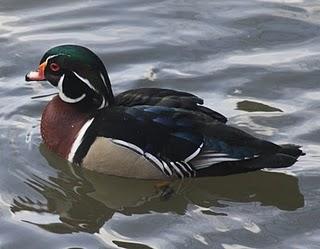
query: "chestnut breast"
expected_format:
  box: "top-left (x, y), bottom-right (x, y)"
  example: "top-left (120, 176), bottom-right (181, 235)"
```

top-left (41, 96), bottom-right (91, 159)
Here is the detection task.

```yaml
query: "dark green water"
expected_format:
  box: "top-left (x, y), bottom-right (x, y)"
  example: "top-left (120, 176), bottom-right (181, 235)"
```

top-left (0, 0), bottom-right (319, 248)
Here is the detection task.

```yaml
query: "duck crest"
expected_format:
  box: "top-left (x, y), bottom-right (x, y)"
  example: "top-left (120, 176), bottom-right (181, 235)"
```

top-left (41, 96), bottom-right (91, 159)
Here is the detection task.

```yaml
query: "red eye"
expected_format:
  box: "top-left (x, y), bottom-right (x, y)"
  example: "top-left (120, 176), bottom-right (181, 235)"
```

top-left (50, 63), bottom-right (60, 72)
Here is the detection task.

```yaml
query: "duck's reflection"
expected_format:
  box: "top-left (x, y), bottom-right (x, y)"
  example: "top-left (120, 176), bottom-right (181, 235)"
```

top-left (11, 144), bottom-right (304, 234)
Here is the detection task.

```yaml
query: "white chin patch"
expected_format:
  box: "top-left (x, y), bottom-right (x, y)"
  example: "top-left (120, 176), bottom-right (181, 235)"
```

top-left (59, 92), bottom-right (86, 103)
top-left (58, 74), bottom-right (86, 103)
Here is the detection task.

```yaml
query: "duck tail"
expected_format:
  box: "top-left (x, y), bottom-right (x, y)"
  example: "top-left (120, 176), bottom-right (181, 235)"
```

top-left (195, 153), bottom-right (297, 177)
top-left (195, 145), bottom-right (305, 177)
top-left (278, 144), bottom-right (305, 158)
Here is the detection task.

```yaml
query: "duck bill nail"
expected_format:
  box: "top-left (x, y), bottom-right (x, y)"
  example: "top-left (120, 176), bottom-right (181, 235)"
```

top-left (25, 62), bottom-right (47, 81)
top-left (25, 71), bottom-right (45, 81)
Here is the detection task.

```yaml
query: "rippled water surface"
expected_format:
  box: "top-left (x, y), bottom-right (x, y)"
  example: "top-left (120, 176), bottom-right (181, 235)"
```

top-left (1, 0), bottom-right (320, 248)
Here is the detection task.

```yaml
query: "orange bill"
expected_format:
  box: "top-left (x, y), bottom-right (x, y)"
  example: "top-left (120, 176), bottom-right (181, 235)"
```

top-left (25, 61), bottom-right (47, 81)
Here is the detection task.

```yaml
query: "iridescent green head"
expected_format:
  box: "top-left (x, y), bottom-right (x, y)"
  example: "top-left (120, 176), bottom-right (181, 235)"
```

top-left (26, 44), bottom-right (114, 109)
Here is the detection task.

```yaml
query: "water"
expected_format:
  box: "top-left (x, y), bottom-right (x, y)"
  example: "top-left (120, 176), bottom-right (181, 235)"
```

top-left (0, 0), bottom-right (320, 248)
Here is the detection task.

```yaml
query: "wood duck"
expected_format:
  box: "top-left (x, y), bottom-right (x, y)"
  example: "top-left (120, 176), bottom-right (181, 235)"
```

top-left (25, 45), bottom-right (304, 179)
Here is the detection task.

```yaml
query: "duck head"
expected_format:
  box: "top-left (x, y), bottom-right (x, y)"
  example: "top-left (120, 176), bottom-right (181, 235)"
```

top-left (26, 45), bottom-right (114, 109)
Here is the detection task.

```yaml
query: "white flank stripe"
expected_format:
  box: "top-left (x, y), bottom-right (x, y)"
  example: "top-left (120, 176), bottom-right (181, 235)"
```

top-left (170, 163), bottom-right (184, 178)
top-left (161, 160), bottom-right (173, 175)
top-left (58, 74), bottom-right (86, 103)
top-left (199, 152), bottom-right (229, 158)
top-left (182, 161), bottom-right (194, 172)
top-left (184, 142), bottom-right (204, 162)
top-left (176, 162), bottom-right (192, 177)
top-left (192, 161), bottom-right (214, 169)
top-left (145, 153), bottom-right (165, 172)
top-left (73, 71), bottom-right (98, 92)
top-left (209, 157), bottom-right (240, 162)
top-left (111, 139), bottom-right (144, 155)
top-left (192, 156), bottom-right (242, 170)
top-left (68, 118), bottom-right (94, 162)
top-left (211, 153), bottom-right (230, 157)
top-left (194, 160), bottom-right (214, 165)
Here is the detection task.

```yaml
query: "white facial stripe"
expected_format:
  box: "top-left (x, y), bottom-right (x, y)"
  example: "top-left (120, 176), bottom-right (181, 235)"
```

top-left (100, 73), bottom-right (111, 107)
top-left (100, 72), bottom-right (108, 90)
top-left (57, 74), bottom-right (65, 91)
top-left (58, 74), bottom-right (86, 103)
top-left (73, 71), bottom-right (98, 92)
top-left (73, 71), bottom-right (108, 109)
top-left (46, 54), bottom-right (59, 63)
top-left (98, 96), bottom-right (106, 109)
top-left (68, 118), bottom-right (95, 162)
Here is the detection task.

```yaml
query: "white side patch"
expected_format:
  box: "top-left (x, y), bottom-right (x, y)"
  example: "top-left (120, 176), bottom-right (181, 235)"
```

top-left (68, 118), bottom-right (94, 162)
top-left (58, 74), bottom-right (86, 103)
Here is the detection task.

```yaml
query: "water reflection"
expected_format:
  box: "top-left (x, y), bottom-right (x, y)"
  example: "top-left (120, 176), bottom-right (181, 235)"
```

top-left (11, 144), bottom-right (304, 234)
top-left (237, 100), bottom-right (283, 112)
